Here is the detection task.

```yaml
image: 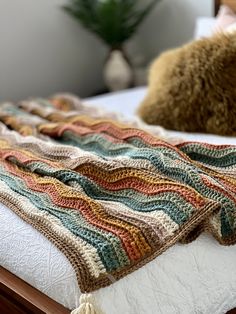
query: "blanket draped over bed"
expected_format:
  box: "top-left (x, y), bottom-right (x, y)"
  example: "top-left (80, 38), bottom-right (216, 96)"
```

top-left (0, 95), bottom-right (236, 294)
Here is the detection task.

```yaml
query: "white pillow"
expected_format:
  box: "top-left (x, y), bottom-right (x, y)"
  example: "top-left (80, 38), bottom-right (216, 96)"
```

top-left (214, 5), bottom-right (236, 32)
top-left (194, 17), bottom-right (216, 39)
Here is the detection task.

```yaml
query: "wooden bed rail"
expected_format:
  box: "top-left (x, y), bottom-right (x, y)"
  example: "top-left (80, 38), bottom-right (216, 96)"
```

top-left (0, 266), bottom-right (70, 314)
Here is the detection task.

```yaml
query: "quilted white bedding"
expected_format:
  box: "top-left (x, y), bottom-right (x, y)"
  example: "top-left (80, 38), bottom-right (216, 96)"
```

top-left (1, 87), bottom-right (236, 314)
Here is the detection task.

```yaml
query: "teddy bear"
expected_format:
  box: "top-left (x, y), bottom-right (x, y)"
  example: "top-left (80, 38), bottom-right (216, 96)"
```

top-left (138, 32), bottom-right (236, 136)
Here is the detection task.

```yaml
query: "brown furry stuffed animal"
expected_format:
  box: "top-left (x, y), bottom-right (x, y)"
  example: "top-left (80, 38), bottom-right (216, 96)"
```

top-left (138, 32), bottom-right (236, 135)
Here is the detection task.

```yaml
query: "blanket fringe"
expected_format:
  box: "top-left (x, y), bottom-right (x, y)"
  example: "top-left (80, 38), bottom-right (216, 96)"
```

top-left (71, 293), bottom-right (102, 314)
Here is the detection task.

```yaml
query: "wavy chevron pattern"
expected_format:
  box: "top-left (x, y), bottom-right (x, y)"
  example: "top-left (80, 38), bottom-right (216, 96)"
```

top-left (0, 97), bottom-right (235, 293)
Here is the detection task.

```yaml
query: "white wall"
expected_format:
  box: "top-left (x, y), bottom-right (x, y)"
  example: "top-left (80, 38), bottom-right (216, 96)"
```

top-left (129, 0), bottom-right (213, 62)
top-left (0, 0), bottom-right (213, 101)
top-left (0, 0), bottom-right (107, 101)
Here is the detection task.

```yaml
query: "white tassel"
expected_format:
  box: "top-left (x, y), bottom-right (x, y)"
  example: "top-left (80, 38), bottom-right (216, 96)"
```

top-left (71, 293), bottom-right (102, 314)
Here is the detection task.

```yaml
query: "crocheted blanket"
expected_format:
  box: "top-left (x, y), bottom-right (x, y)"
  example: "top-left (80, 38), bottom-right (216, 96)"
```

top-left (0, 95), bottom-right (236, 293)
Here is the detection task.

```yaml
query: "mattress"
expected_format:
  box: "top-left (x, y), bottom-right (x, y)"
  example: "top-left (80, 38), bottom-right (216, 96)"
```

top-left (1, 87), bottom-right (236, 314)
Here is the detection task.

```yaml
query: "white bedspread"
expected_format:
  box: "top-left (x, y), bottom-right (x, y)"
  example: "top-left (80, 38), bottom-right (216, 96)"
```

top-left (1, 87), bottom-right (236, 314)
top-left (1, 204), bottom-right (236, 314)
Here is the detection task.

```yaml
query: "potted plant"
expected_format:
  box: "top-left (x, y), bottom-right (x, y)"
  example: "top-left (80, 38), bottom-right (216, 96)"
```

top-left (63, 0), bottom-right (160, 91)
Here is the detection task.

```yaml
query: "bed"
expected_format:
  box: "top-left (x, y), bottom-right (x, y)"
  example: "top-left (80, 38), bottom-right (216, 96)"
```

top-left (1, 1), bottom-right (236, 314)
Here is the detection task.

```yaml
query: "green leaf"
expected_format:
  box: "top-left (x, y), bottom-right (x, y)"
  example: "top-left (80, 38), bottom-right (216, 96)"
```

top-left (62, 0), bottom-right (161, 47)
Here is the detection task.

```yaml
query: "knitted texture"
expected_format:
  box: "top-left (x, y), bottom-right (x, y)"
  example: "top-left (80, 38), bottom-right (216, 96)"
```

top-left (0, 96), bottom-right (236, 293)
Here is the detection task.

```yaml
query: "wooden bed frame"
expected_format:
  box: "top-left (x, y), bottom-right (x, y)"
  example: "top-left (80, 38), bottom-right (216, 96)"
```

top-left (215, 0), bottom-right (236, 15)
top-left (0, 267), bottom-right (70, 314)
top-left (1, 1), bottom-right (236, 313)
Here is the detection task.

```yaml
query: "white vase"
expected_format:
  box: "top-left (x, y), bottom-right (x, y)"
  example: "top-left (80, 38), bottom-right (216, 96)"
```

top-left (104, 49), bottom-right (133, 92)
